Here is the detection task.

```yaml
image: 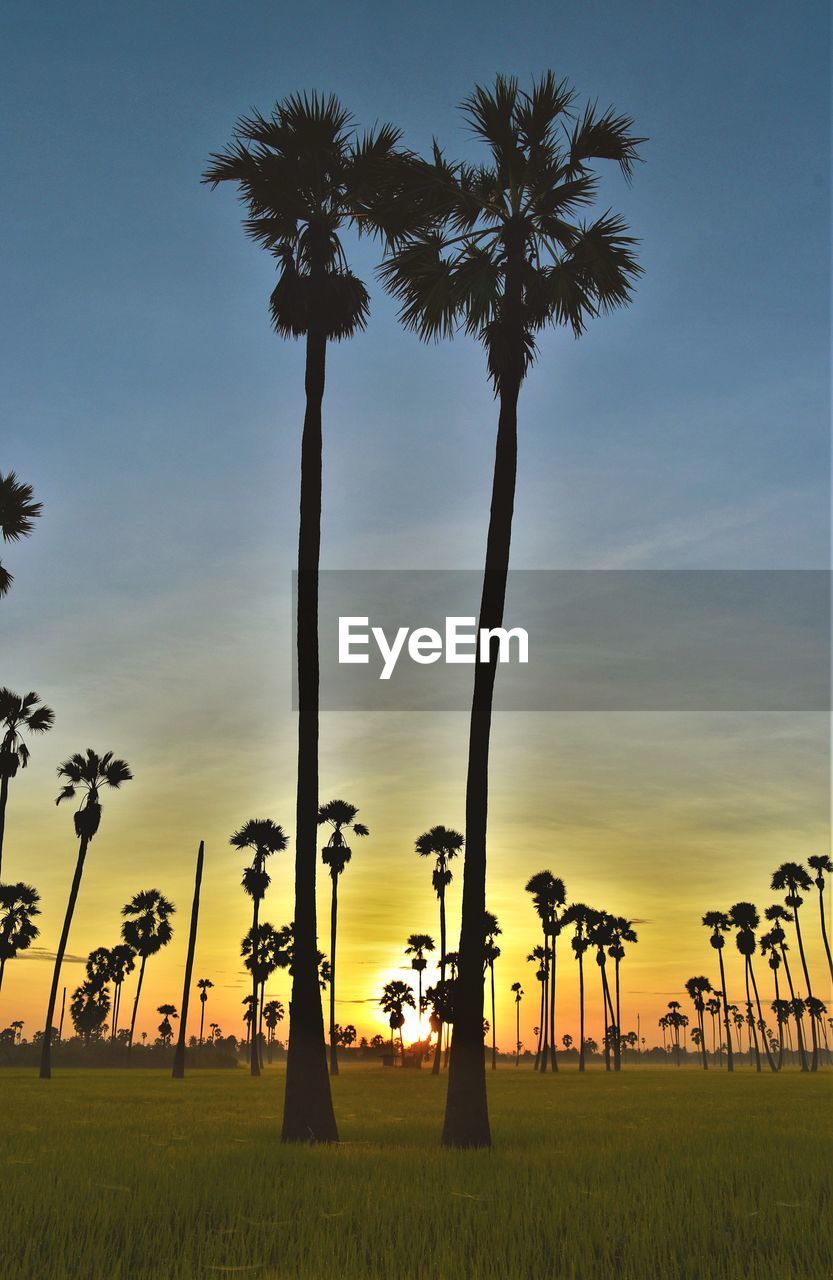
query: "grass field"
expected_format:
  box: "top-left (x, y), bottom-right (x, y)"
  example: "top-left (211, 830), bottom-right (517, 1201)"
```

top-left (1, 1064), bottom-right (830, 1280)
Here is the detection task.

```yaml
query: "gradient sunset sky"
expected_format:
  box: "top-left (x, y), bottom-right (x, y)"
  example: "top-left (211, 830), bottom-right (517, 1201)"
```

top-left (2, 0), bottom-right (829, 1048)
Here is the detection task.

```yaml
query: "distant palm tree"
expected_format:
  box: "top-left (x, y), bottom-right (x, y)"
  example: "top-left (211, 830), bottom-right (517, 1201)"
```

top-left (805, 997), bottom-right (829, 1064)
top-left (771, 863), bottom-right (818, 1070)
top-left (263, 999), bottom-right (285, 1063)
top-left (230, 818), bottom-right (289, 1078)
top-left (729, 902), bottom-right (776, 1072)
top-left (608, 917), bottom-right (637, 1069)
top-left (525, 872), bottom-right (566, 1072)
top-left (382, 72), bottom-right (642, 1149)
top-left (562, 1033), bottom-right (573, 1052)
top-left (205, 94), bottom-right (402, 1146)
top-left (684, 976), bottom-right (712, 1070)
top-left (0, 689), bottom-right (54, 878)
top-left (121, 889), bottom-right (175, 1053)
top-left (759, 928), bottom-right (785, 1068)
top-left (242, 921), bottom-right (285, 1067)
top-left (157, 1004), bottom-right (178, 1047)
top-left (666, 1001), bottom-right (684, 1065)
top-left (405, 933), bottom-right (436, 1039)
top-left (701, 911), bottom-right (735, 1072)
top-left (416, 825), bottom-right (463, 1075)
top-left (70, 980), bottom-right (110, 1043)
top-left (0, 881), bottom-right (40, 992)
top-left (510, 982), bottom-right (523, 1065)
top-left (40, 749), bottom-right (132, 1079)
top-left (196, 978), bottom-right (214, 1045)
top-left (588, 911), bottom-right (618, 1071)
top-left (106, 943), bottom-right (135, 1043)
top-left (527, 946), bottom-right (547, 1068)
top-left (806, 855), bottom-right (833, 982)
top-left (0, 471), bottom-right (43, 599)
top-left (483, 912), bottom-right (501, 1070)
top-left (379, 979), bottom-right (415, 1057)
top-left (704, 995), bottom-right (722, 1063)
top-left (562, 903), bottom-right (594, 1072)
top-left (764, 904), bottom-right (807, 1070)
top-left (319, 799), bottom-right (369, 1075)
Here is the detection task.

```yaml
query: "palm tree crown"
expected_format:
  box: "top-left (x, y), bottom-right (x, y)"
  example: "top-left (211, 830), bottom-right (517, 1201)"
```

top-left (0, 689), bottom-right (54, 770)
top-left (121, 890), bottom-right (175, 957)
top-left (55, 750), bottom-right (133, 841)
top-left (318, 799), bottom-right (369, 878)
top-left (0, 472), bottom-right (43, 597)
top-left (0, 882), bottom-right (41, 973)
top-left (416, 825), bottom-right (464, 895)
top-left (230, 818), bottom-right (289, 901)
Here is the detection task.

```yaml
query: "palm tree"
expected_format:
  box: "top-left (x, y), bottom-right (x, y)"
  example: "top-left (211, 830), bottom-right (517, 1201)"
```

top-left (483, 912), bottom-right (501, 1070)
top-left (608, 917), bottom-right (637, 1068)
top-left (379, 979), bottom-right (415, 1057)
top-left (685, 976), bottom-right (712, 1070)
top-left (705, 995), bottom-right (722, 1063)
top-left (415, 825), bottom-right (463, 1075)
top-left (157, 1004), bottom-right (178, 1047)
top-left (525, 872), bottom-right (566, 1072)
top-left (107, 943), bottom-right (135, 1043)
top-left (701, 911), bottom-right (735, 1072)
top-left (588, 911), bottom-right (618, 1071)
top-left (230, 818), bottom-right (289, 1078)
top-left (771, 863), bottom-right (818, 1070)
top-left (562, 903), bottom-right (594, 1072)
top-left (764, 903), bottom-right (808, 1070)
top-left (0, 882), bottom-right (40, 992)
top-left (759, 928), bottom-right (785, 1069)
top-left (0, 471), bottom-right (43, 599)
top-left (666, 1002), bottom-right (684, 1065)
top-left (319, 799), bottom-right (369, 1075)
top-left (121, 889), bottom-right (175, 1053)
top-left (405, 933), bottom-right (436, 1039)
top-left (383, 72), bottom-right (642, 1148)
top-left (729, 902), bottom-right (776, 1072)
top-left (242, 921), bottom-right (283, 1068)
top-left (196, 978), bottom-right (214, 1045)
top-left (39, 750), bottom-right (132, 1079)
top-left (263, 999), bottom-right (285, 1063)
top-left (0, 689), bottom-right (54, 878)
top-left (205, 95), bottom-right (402, 1147)
top-left (805, 997), bottom-right (829, 1064)
top-left (70, 981), bottom-right (110, 1044)
top-left (527, 946), bottom-right (547, 1068)
top-left (806, 855), bottom-right (833, 983)
top-left (510, 982), bottom-right (523, 1065)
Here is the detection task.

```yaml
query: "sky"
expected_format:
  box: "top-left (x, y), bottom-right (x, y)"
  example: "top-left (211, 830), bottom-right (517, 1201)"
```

top-left (1, 0), bottom-right (830, 1050)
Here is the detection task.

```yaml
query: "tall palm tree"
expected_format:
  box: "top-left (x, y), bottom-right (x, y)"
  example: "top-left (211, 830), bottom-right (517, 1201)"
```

top-left (0, 688), bottom-right (54, 878)
top-left (242, 921), bottom-right (284, 1068)
top-left (527, 945), bottom-right (547, 1068)
top-left (205, 95), bottom-right (402, 1146)
top-left (806, 855), bottom-right (833, 983)
top-left (562, 903), bottom-right (594, 1072)
top-left (319, 799), bottom-right (369, 1075)
top-left (416, 825), bottom-right (463, 1075)
top-left (729, 902), bottom-right (776, 1072)
top-left (0, 471), bottom-right (43, 599)
top-left (525, 872), bottom-right (566, 1072)
top-left (0, 882), bottom-right (40, 992)
top-left (107, 943), bottom-right (135, 1043)
top-left (121, 889), bottom-right (175, 1053)
top-left (608, 917), bottom-right (637, 1068)
top-left (483, 912), bottom-right (501, 1071)
top-left (230, 818), bottom-right (288, 1078)
top-left (771, 863), bottom-right (818, 1070)
top-left (196, 978), bottom-right (214, 1045)
top-left (684, 976), bottom-right (712, 1070)
top-left (510, 981), bottom-right (523, 1065)
top-left (379, 979), bottom-right (415, 1057)
top-left (404, 933), bottom-right (436, 1039)
top-left (701, 911), bottom-right (735, 1072)
top-left (157, 1004), bottom-right (178, 1047)
top-left (39, 750), bottom-right (132, 1079)
top-left (588, 911), bottom-right (618, 1071)
top-left (764, 903), bottom-right (807, 1070)
top-left (759, 929), bottom-right (785, 1070)
top-left (382, 73), bottom-right (642, 1148)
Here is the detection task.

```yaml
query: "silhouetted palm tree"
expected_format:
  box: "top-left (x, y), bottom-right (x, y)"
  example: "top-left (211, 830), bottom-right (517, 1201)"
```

top-left (0, 881), bottom-right (40, 992)
top-left (771, 863), bottom-right (818, 1070)
top-left (230, 818), bottom-right (288, 1078)
top-left (759, 928), bottom-right (786, 1068)
top-left (701, 911), bottom-right (735, 1072)
top-left (121, 889), bottom-right (175, 1053)
top-left (525, 872), bottom-right (566, 1072)
top-left (205, 94), bottom-right (402, 1146)
top-left (562, 903), bottom-right (594, 1072)
top-left (0, 689), bottom-right (54, 878)
top-left (383, 72), bottom-right (642, 1148)
top-left (666, 1002), bottom-right (684, 1065)
top-left (40, 750), bottom-right (132, 1079)
top-left (263, 999), bottom-right (285, 1062)
top-left (379, 979), bottom-right (415, 1057)
top-left (196, 978), bottom-right (214, 1045)
top-left (416, 825), bottom-right (463, 1075)
top-left (107, 943), bottom-right (135, 1043)
top-left (588, 911), bottom-right (618, 1071)
top-left (70, 980), bottom-right (110, 1043)
top-left (805, 997), bottom-right (829, 1064)
top-left (157, 1004), bottom-right (178, 1047)
top-left (729, 902), bottom-right (776, 1072)
top-left (608, 917), bottom-right (637, 1069)
top-left (807, 855), bottom-right (833, 983)
top-left (764, 903), bottom-right (807, 1070)
top-left (405, 932), bottom-right (436, 1039)
top-left (510, 981), bottom-right (523, 1065)
top-left (527, 945), bottom-right (547, 1068)
top-left (319, 799), bottom-right (369, 1075)
top-left (0, 471), bottom-right (42, 599)
top-left (685, 976), bottom-right (712, 1069)
top-left (482, 912), bottom-right (502, 1070)
top-left (704, 995), bottom-right (722, 1063)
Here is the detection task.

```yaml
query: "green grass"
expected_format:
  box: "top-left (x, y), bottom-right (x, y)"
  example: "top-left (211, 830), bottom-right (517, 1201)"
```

top-left (1, 1064), bottom-right (830, 1279)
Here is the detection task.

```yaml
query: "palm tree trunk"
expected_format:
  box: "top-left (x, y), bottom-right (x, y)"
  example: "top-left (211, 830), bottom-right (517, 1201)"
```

top-left (779, 945), bottom-right (808, 1070)
top-left (0, 956), bottom-right (5, 993)
top-left (600, 966), bottom-right (611, 1071)
top-left (534, 979), bottom-right (544, 1070)
top-left (540, 939), bottom-right (550, 1074)
top-left (199, 999), bottom-right (206, 1046)
top-left (578, 952), bottom-right (586, 1073)
top-left (173, 840), bottom-right (204, 1080)
top-left (698, 1009), bottom-right (708, 1070)
top-left (58, 986), bottom-right (66, 1042)
top-left (613, 956), bottom-right (622, 1072)
top-left (549, 937), bottom-right (557, 1071)
top-left (258, 980), bottom-right (266, 1069)
top-left (40, 835), bottom-right (89, 1079)
top-left (249, 894), bottom-right (261, 1078)
top-left (716, 948), bottom-right (734, 1072)
top-left (793, 906), bottom-right (819, 1071)
top-left (127, 953), bottom-right (147, 1055)
top-left (772, 967), bottom-right (784, 1070)
top-left (515, 999), bottom-right (520, 1066)
top-left (282, 323), bottom-right (338, 1143)
top-left (0, 771), bottom-right (9, 879)
top-left (442, 360), bottom-right (521, 1149)
top-left (490, 960), bottom-right (496, 1071)
top-left (744, 960), bottom-right (761, 1071)
top-left (432, 884), bottom-right (446, 1076)
top-left (748, 961), bottom-right (776, 1072)
top-left (329, 873), bottom-right (339, 1075)
top-left (816, 883), bottom-right (833, 983)
top-left (601, 964), bottom-right (618, 1070)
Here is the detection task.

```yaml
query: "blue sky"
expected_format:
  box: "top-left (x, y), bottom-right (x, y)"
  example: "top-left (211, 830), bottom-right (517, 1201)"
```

top-left (1, 2), bottom-right (829, 1038)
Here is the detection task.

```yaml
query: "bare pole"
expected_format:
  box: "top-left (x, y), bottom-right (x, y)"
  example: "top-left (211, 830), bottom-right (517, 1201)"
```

top-left (173, 841), bottom-right (205, 1080)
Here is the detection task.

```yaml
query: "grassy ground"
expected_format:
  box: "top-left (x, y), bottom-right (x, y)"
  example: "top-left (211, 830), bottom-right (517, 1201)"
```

top-left (1, 1063), bottom-right (830, 1280)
